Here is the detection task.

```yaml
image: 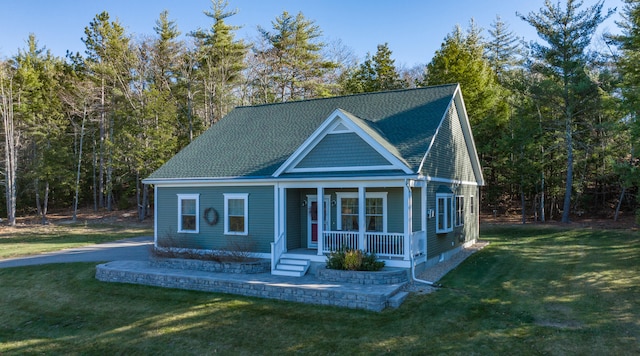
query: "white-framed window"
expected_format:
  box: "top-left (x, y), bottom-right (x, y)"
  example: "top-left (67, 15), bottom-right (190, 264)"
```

top-left (224, 193), bottom-right (248, 235)
top-left (336, 192), bottom-right (387, 232)
top-left (455, 195), bottom-right (464, 226)
top-left (436, 193), bottom-right (453, 233)
top-left (470, 195), bottom-right (475, 215)
top-left (177, 194), bottom-right (199, 233)
top-left (366, 196), bottom-right (385, 232)
top-left (340, 196), bottom-right (359, 231)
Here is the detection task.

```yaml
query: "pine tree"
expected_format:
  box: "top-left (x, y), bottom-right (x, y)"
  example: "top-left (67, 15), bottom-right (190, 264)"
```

top-left (58, 55), bottom-right (98, 222)
top-left (0, 60), bottom-right (18, 225)
top-left (486, 16), bottom-right (522, 83)
top-left (486, 17), bottom-right (538, 221)
top-left (13, 35), bottom-right (71, 224)
top-left (257, 11), bottom-right (336, 102)
top-left (422, 22), bottom-right (502, 128)
top-left (152, 10), bottom-right (182, 91)
top-left (422, 21), bottom-right (509, 210)
top-left (191, 0), bottom-right (247, 124)
top-left (82, 11), bottom-right (134, 210)
top-left (342, 43), bottom-right (405, 94)
top-left (608, 0), bottom-right (640, 222)
top-left (121, 11), bottom-right (184, 221)
top-left (609, 0), bottom-right (640, 148)
top-left (520, 0), bottom-right (614, 223)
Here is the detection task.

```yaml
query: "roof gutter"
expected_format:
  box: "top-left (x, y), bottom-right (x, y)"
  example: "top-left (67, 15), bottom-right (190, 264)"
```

top-left (143, 173), bottom-right (422, 186)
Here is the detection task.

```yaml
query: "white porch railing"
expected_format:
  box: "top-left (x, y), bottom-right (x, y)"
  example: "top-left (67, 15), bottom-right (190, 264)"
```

top-left (322, 231), bottom-right (406, 258)
top-left (270, 232), bottom-right (285, 272)
top-left (323, 231), bottom-right (359, 252)
top-left (365, 232), bottom-right (405, 258)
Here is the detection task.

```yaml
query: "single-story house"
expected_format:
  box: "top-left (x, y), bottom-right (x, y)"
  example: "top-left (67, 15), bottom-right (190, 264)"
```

top-left (143, 83), bottom-right (484, 277)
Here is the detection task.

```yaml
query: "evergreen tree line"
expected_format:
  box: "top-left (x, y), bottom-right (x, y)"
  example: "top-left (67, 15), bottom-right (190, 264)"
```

top-left (0, 0), bottom-right (638, 225)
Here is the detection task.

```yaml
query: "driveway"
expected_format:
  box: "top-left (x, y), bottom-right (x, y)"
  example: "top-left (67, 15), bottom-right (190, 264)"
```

top-left (0, 236), bottom-right (153, 268)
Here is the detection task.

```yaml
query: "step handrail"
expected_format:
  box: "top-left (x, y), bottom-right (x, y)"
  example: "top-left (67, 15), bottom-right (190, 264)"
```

top-left (270, 232), bottom-right (285, 272)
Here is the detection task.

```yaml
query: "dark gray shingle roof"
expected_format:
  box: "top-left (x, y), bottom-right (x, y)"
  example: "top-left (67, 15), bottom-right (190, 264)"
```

top-left (147, 84), bottom-right (457, 180)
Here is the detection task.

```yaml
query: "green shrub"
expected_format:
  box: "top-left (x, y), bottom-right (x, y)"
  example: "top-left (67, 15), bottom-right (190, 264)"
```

top-left (325, 246), bottom-right (385, 271)
top-left (343, 249), bottom-right (363, 270)
top-left (325, 248), bottom-right (346, 270)
top-left (360, 251), bottom-right (386, 271)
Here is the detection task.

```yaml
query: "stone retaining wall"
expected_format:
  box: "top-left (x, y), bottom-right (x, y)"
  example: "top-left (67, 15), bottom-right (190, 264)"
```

top-left (95, 261), bottom-right (394, 312)
top-left (150, 258), bottom-right (270, 274)
top-left (316, 268), bottom-right (409, 285)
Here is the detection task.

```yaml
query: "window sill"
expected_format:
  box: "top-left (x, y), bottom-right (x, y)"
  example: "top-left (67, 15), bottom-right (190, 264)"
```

top-left (436, 229), bottom-right (453, 235)
top-left (178, 230), bottom-right (199, 234)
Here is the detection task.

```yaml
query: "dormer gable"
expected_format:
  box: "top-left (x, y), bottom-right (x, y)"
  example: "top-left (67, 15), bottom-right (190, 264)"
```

top-left (273, 109), bottom-right (413, 177)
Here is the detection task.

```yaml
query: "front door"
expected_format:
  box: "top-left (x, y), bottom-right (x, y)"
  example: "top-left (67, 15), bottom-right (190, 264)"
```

top-left (307, 195), bottom-right (330, 248)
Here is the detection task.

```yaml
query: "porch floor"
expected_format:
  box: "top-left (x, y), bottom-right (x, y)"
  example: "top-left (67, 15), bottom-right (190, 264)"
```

top-left (96, 260), bottom-right (408, 312)
top-left (282, 248), bottom-right (408, 265)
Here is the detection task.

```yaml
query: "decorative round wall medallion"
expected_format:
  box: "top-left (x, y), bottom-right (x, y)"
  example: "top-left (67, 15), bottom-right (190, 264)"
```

top-left (204, 207), bottom-right (218, 225)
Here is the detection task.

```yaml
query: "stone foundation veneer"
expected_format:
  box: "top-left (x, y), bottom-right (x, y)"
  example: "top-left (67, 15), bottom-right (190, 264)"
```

top-left (150, 258), bottom-right (270, 274)
top-left (316, 268), bottom-right (409, 285)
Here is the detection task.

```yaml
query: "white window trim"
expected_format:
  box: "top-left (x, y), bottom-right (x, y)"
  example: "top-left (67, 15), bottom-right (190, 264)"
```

top-left (436, 193), bottom-right (454, 233)
top-left (455, 195), bottom-right (464, 227)
top-left (224, 193), bottom-right (249, 236)
top-left (470, 195), bottom-right (475, 215)
top-left (336, 192), bottom-right (387, 232)
top-left (177, 194), bottom-right (200, 234)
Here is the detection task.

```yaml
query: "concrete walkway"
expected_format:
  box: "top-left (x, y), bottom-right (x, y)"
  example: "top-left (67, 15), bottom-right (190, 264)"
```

top-left (0, 236), bottom-right (153, 268)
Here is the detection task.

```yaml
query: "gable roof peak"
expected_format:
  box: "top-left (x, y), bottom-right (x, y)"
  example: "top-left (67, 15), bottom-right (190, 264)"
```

top-left (234, 83), bottom-right (461, 110)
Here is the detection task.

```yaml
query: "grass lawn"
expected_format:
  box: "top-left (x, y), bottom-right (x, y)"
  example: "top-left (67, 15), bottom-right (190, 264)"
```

top-left (0, 225), bottom-right (638, 354)
top-left (0, 224), bottom-right (152, 259)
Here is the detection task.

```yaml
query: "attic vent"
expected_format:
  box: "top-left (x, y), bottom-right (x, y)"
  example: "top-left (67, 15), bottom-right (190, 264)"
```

top-left (330, 122), bottom-right (351, 134)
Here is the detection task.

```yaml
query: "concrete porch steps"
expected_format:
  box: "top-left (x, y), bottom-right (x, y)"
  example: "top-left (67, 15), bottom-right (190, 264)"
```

top-left (271, 258), bottom-right (310, 277)
top-left (387, 291), bottom-right (409, 309)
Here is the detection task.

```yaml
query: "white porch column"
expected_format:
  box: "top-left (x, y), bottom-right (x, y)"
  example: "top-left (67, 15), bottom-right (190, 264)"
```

top-left (277, 184), bottom-right (286, 252)
top-left (421, 180), bottom-right (427, 232)
top-left (421, 180), bottom-right (428, 258)
top-left (317, 186), bottom-right (324, 256)
top-left (404, 182), bottom-right (413, 261)
top-left (358, 186), bottom-right (365, 251)
top-left (153, 185), bottom-right (158, 248)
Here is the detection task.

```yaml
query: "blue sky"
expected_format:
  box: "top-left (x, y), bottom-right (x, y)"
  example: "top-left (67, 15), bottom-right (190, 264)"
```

top-left (0, 0), bottom-right (625, 67)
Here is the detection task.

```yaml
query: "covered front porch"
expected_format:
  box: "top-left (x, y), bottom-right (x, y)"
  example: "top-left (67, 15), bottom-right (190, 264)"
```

top-left (271, 179), bottom-right (428, 272)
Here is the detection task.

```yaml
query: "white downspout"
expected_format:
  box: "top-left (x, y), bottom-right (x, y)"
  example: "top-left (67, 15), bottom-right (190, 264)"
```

top-left (410, 254), bottom-right (439, 286)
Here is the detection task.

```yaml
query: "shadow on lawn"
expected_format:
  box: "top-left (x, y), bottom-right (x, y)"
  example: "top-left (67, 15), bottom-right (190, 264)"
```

top-left (2, 226), bottom-right (639, 354)
top-left (465, 227), bottom-right (640, 348)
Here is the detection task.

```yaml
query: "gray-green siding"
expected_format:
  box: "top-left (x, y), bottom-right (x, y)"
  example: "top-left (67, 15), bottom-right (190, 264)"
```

top-left (155, 185), bottom-right (274, 253)
top-left (154, 182), bottom-right (468, 258)
top-left (418, 100), bottom-right (480, 258)
top-left (421, 102), bottom-right (478, 183)
top-left (412, 188), bottom-right (422, 233)
top-left (295, 132), bottom-right (391, 169)
top-left (425, 182), bottom-right (479, 259)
